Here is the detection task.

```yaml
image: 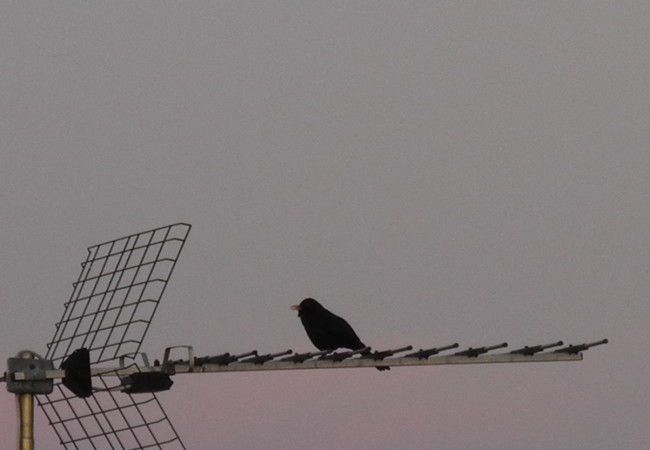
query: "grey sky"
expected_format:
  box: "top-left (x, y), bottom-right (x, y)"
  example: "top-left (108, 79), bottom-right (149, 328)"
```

top-left (1, 2), bottom-right (648, 449)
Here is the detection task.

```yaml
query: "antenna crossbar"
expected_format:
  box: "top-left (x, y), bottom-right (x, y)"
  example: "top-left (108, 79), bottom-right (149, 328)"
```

top-left (11, 342), bottom-right (588, 384)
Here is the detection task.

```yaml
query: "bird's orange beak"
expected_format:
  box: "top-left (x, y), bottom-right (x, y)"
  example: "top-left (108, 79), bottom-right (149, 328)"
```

top-left (290, 304), bottom-right (301, 311)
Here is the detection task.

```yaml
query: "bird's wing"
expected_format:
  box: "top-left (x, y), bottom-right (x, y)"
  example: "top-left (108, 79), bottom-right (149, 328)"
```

top-left (324, 311), bottom-right (366, 350)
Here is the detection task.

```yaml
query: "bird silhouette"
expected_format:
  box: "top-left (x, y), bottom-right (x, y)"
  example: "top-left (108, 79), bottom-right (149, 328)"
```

top-left (291, 298), bottom-right (389, 371)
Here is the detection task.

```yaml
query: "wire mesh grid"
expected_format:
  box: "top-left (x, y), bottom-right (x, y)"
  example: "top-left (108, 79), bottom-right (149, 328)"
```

top-left (38, 223), bottom-right (190, 449)
top-left (40, 372), bottom-right (185, 450)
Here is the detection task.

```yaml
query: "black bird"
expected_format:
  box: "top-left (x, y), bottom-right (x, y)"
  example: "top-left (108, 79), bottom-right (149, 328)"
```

top-left (290, 298), bottom-right (389, 371)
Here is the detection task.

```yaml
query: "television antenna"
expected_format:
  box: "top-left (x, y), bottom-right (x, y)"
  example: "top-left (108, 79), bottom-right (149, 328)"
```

top-left (2, 223), bottom-right (608, 449)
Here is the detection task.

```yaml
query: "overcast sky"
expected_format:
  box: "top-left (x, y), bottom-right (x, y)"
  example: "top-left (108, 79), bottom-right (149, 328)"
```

top-left (1, 2), bottom-right (649, 449)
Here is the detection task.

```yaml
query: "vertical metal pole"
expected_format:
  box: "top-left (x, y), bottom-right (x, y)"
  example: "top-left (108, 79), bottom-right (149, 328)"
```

top-left (16, 351), bottom-right (35, 450)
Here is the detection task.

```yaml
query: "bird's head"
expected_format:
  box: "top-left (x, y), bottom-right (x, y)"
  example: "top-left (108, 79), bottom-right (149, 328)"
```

top-left (290, 298), bottom-right (322, 315)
